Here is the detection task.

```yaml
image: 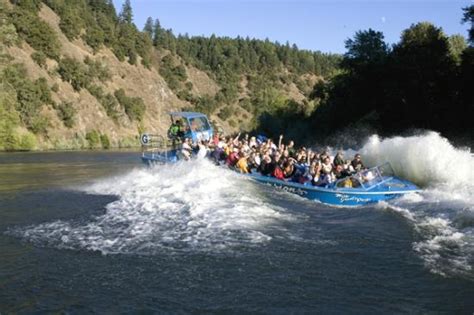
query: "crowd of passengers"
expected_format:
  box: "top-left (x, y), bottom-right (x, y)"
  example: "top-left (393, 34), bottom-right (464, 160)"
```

top-left (178, 133), bottom-right (367, 187)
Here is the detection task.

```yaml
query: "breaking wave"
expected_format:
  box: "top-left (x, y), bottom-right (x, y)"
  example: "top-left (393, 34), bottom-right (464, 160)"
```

top-left (9, 159), bottom-right (292, 255)
top-left (359, 132), bottom-right (474, 279)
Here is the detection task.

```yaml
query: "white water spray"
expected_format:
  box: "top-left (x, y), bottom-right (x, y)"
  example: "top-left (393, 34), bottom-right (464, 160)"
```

top-left (357, 132), bottom-right (474, 278)
top-left (15, 159), bottom-right (292, 254)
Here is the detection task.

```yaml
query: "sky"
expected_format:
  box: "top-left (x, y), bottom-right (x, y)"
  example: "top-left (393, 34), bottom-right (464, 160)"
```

top-left (112, 0), bottom-right (472, 53)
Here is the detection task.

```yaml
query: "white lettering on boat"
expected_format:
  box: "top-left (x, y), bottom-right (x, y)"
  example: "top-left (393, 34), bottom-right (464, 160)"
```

top-left (266, 182), bottom-right (308, 196)
top-left (335, 193), bottom-right (371, 203)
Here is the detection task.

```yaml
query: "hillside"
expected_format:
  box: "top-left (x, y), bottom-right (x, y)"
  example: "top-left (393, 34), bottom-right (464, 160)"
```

top-left (0, 0), bottom-right (340, 151)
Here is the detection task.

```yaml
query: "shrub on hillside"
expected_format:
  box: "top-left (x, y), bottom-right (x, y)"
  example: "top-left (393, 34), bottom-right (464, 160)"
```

top-left (2, 64), bottom-right (50, 133)
top-left (100, 133), bottom-right (110, 149)
top-left (10, 9), bottom-right (61, 60)
top-left (54, 101), bottom-right (76, 128)
top-left (87, 84), bottom-right (120, 120)
top-left (57, 57), bottom-right (89, 91)
top-left (31, 51), bottom-right (47, 68)
top-left (85, 130), bottom-right (100, 149)
top-left (84, 56), bottom-right (111, 82)
top-left (217, 106), bottom-right (233, 121)
top-left (114, 88), bottom-right (145, 121)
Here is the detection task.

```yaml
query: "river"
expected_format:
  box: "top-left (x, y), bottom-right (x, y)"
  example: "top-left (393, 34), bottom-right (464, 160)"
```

top-left (1, 132), bottom-right (473, 313)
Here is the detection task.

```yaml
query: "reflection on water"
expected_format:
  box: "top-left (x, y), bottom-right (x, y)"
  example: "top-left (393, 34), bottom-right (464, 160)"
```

top-left (0, 151), bottom-right (140, 192)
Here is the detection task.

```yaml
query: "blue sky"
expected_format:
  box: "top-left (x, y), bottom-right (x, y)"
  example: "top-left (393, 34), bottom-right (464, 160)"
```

top-left (112, 0), bottom-right (471, 53)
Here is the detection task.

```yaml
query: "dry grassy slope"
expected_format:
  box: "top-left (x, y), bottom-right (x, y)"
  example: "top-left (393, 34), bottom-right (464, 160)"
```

top-left (6, 3), bottom-right (314, 149)
top-left (7, 4), bottom-right (208, 149)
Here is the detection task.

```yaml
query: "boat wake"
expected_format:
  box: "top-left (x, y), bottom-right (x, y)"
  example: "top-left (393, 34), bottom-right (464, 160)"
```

top-left (358, 132), bottom-right (474, 279)
top-left (9, 159), bottom-right (293, 255)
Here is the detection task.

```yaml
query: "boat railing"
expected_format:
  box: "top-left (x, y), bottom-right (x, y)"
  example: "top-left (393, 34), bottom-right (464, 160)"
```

top-left (140, 133), bottom-right (169, 160)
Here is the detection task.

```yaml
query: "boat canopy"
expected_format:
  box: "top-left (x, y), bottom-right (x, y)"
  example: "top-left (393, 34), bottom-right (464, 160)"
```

top-left (169, 112), bottom-right (209, 120)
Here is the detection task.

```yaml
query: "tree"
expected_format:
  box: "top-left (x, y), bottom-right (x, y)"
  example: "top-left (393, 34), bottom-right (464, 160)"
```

top-left (342, 29), bottom-right (389, 72)
top-left (143, 16), bottom-right (154, 39)
top-left (386, 22), bottom-right (456, 129)
top-left (119, 0), bottom-right (133, 24)
top-left (448, 34), bottom-right (467, 64)
top-left (462, 5), bottom-right (474, 45)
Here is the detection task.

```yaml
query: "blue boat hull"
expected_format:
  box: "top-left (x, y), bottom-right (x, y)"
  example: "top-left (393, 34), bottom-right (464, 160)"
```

top-left (247, 173), bottom-right (420, 207)
top-left (141, 153), bottom-right (421, 207)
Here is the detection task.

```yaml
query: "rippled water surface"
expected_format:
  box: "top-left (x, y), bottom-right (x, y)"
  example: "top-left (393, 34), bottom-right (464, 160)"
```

top-left (1, 134), bottom-right (473, 313)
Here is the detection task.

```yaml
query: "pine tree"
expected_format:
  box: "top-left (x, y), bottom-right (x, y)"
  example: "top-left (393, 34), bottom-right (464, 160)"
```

top-left (143, 16), bottom-right (154, 39)
top-left (119, 0), bottom-right (133, 24)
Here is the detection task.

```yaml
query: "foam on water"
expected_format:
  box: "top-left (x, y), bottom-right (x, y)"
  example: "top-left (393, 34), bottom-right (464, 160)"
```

top-left (356, 132), bottom-right (474, 278)
top-left (11, 159), bottom-right (292, 254)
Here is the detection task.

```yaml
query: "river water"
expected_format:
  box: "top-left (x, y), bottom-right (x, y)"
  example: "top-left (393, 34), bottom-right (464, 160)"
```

top-left (1, 132), bottom-right (473, 313)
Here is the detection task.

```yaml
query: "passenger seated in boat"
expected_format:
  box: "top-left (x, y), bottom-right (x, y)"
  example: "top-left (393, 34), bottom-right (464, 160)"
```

top-left (344, 159), bottom-right (355, 174)
top-left (258, 154), bottom-right (274, 176)
top-left (272, 163), bottom-right (285, 180)
top-left (320, 150), bottom-right (329, 163)
top-left (321, 157), bottom-right (333, 176)
top-left (236, 152), bottom-right (249, 174)
top-left (226, 148), bottom-right (239, 167)
top-left (314, 157), bottom-right (334, 186)
top-left (282, 159), bottom-right (296, 179)
top-left (181, 138), bottom-right (193, 160)
top-left (333, 152), bottom-right (345, 167)
top-left (247, 151), bottom-right (260, 172)
top-left (334, 164), bottom-right (351, 179)
top-left (351, 153), bottom-right (365, 172)
top-left (305, 160), bottom-right (321, 185)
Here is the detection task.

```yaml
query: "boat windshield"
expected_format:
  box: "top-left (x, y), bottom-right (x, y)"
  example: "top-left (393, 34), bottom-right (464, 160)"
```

top-left (189, 116), bottom-right (210, 132)
top-left (334, 162), bottom-right (395, 190)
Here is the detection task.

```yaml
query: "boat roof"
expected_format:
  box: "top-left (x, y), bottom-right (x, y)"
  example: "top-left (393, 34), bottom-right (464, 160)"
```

top-left (169, 112), bottom-right (208, 119)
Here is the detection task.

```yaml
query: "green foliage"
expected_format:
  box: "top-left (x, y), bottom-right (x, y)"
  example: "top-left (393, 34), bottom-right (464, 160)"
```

top-left (17, 132), bottom-right (37, 150)
top-left (0, 82), bottom-right (21, 151)
top-left (448, 34), bottom-right (468, 64)
top-left (114, 88), bottom-right (146, 121)
top-left (118, 0), bottom-right (133, 24)
top-left (217, 105), bottom-right (233, 121)
top-left (305, 19), bottom-right (472, 137)
top-left (100, 133), bottom-right (110, 149)
top-left (143, 17), bottom-right (154, 39)
top-left (228, 119), bottom-right (237, 128)
top-left (159, 55), bottom-right (188, 91)
top-left (57, 56), bottom-right (88, 91)
top-left (342, 29), bottom-right (389, 73)
top-left (2, 64), bottom-right (50, 133)
top-left (87, 84), bottom-right (120, 120)
top-left (193, 95), bottom-right (218, 116)
top-left (58, 56), bottom-right (111, 91)
top-left (85, 130), bottom-right (110, 149)
top-left (35, 77), bottom-right (52, 104)
top-left (83, 25), bottom-right (105, 53)
top-left (0, 17), bottom-right (20, 47)
top-left (58, 8), bottom-right (83, 40)
top-left (10, 8), bottom-right (61, 60)
top-left (54, 101), bottom-right (76, 128)
top-left (84, 56), bottom-right (111, 82)
top-left (85, 130), bottom-right (100, 149)
top-left (31, 51), bottom-right (47, 67)
top-left (462, 5), bottom-right (474, 45)
top-left (10, 0), bottom-right (42, 13)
